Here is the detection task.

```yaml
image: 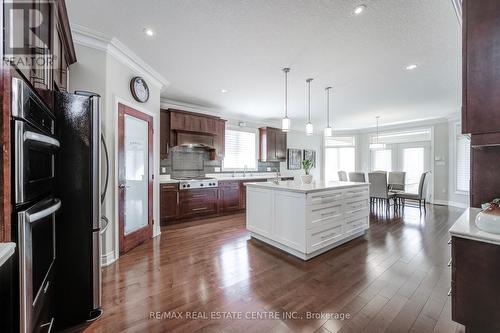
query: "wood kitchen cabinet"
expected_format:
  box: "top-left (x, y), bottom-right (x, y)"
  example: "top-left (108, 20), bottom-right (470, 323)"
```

top-left (259, 127), bottom-right (287, 162)
top-left (179, 188), bottom-right (218, 218)
top-left (462, 0), bottom-right (500, 135)
top-left (451, 236), bottom-right (500, 331)
top-left (160, 184), bottom-right (179, 224)
top-left (219, 181), bottom-right (241, 213)
top-left (160, 109), bottom-right (226, 160)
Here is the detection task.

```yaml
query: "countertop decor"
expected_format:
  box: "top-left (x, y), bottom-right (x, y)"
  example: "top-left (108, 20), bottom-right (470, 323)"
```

top-left (449, 208), bottom-right (500, 246)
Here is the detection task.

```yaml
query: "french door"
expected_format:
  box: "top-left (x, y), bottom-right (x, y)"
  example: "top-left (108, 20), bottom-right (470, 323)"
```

top-left (371, 142), bottom-right (431, 195)
top-left (118, 103), bottom-right (153, 254)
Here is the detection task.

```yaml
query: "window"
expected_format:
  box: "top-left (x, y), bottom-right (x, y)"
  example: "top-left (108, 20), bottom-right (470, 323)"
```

top-left (324, 136), bottom-right (356, 182)
top-left (455, 124), bottom-right (470, 193)
top-left (223, 128), bottom-right (257, 170)
top-left (372, 149), bottom-right (392, 172)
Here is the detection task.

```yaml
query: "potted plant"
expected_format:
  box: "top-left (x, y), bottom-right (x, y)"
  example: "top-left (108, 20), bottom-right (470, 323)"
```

top-left (301, 159), bottom-right (314, 184)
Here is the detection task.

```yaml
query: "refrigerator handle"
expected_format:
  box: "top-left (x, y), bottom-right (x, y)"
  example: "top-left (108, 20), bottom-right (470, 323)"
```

top-left (101, 133), bottom-right (109, 205)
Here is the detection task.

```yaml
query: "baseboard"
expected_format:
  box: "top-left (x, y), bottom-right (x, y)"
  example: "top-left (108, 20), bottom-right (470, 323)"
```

top-left (433, 199), bottom-right (469, 209)
top-left (101, 250), bottom-right (117, 267)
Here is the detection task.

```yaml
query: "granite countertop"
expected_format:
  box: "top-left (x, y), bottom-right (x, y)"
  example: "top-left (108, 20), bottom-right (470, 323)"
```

top-left (245, 181), bottom-right (369, 194)
top-left (449, 208), bottom-right (500, 246)
top-left (0, 242), bottom-right (16, 267)
top-left (159, 173), bottom-right (294, 183)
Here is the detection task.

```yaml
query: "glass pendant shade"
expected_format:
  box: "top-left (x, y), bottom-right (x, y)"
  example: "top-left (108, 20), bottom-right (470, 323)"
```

top-left (282, 117), bottom-right (291, 132)
top-left (324, 126), bottom-right (333, 137)
top-left (306, 122), bottom-right (314, 136)
top-left (369, 143), bottom-right (386, 150)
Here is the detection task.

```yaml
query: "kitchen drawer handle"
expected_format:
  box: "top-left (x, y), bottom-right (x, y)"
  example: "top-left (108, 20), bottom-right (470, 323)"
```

top-left (40, 317), bottom-right (54, 332)
top-left (191, 194), bottom-right (207, 198)
top-left (43, 280), bottom-right (50, 294)
top-left (346, 208), bottom-right (364, 215)
top-left (320, 230), bottom-right (341, 240)
top-left (192, 207), bottom-right (207, 211)
top-left (447, 259), bottom-right (452, 267)
top-left (312, 205), bottom-right (341, 213)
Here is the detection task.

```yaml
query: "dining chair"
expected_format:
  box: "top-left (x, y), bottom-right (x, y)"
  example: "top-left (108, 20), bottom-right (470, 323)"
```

top-left (338, 171), bottom-right (348, 181)
top-left (348, 172), bottom-right (366, 182)
top-left (388, 171), bottom-right (406, 191)
top-left (368, 172), bottom-right (396, 210)
top-left (397, 171), bottom-right (429, 211)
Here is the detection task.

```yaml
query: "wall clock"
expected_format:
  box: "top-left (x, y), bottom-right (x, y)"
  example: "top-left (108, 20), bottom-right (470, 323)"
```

top-left (130, 76), bottom-right (150, 103)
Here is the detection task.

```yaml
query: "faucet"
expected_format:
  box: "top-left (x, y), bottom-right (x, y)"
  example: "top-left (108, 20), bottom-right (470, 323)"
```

top-left (272, 168), bottom-right (281, 185)
top-left (243, 165), bottom-right (248, 177)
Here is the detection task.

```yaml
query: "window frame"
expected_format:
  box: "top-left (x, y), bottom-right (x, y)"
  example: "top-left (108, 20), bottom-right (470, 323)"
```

top-left (323, 136), bottom-right (356, 182)
top-left (454, 122), bottom-right (470, 194)
top-left (222, 126), bottom-right (259, 172)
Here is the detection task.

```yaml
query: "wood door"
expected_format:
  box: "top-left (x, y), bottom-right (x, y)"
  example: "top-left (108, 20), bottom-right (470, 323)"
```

top-left (219, 181), bottom-right (240, 213)
top-left (463, 0), bottom-right (500, 134)
top-left (160, 184), bottom-right (179, 224)
top-left (118, 103), bottom-right (153, 254)
top-left (267, 128), bottom-right (277, 161)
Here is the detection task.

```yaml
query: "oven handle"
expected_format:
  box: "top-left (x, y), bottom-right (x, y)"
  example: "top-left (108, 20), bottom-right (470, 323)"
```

top-left (27, 199), bottom-right (61, 223)
top-left (24, 131), bottom-right (60, 148)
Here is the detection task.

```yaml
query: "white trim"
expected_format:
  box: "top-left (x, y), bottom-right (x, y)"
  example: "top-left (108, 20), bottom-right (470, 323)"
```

top-left (101, 250), bottom-right (117, 267)
top-left (71, 24), bottom-right (169, 90)
top-left (222, 126), bottom-right (259, 172)
top-left (433, 199), bottom-right (469, 209)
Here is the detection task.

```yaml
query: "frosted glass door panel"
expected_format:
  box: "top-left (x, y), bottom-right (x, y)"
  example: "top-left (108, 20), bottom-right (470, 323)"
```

top-left (124, 115), bottom-right (149, 235)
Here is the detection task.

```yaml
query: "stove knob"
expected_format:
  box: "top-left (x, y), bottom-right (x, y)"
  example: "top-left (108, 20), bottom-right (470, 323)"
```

top-left (182, 184), bottom-right (186, 188)
top-left (187, 184), bottom-right (191, 188)
top-left (200, 183), bottom-right (204, 187)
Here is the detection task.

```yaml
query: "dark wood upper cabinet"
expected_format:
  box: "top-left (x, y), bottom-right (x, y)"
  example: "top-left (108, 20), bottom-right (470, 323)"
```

top-left (462, 0), bottom-right (500, 135)
top-left (259, 127), bottom-right (287, 162)
top-left (160, 109), bottom-right (226, 160)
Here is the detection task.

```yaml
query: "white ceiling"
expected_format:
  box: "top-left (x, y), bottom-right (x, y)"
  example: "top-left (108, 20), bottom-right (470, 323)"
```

top-left (66, 0), bottom-right (461, 131)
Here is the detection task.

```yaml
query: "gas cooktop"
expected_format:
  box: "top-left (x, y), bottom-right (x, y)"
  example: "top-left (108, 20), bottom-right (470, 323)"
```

top-left (173, 177), bottom-right (218, 190)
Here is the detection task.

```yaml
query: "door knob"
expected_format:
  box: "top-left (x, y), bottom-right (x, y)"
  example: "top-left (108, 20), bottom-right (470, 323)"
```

top-left (119, 184), bottom-right (130, 189)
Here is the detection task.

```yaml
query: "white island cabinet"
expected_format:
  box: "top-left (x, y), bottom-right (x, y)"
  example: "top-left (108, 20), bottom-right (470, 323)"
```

top-left (246, 181), bottom-right (370, 260)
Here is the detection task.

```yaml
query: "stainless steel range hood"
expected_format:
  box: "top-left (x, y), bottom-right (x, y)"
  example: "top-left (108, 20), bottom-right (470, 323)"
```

top-left (174, 132), bottom-right (216, 151)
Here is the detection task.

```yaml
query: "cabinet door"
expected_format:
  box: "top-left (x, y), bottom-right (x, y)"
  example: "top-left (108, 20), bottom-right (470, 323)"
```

top-left (219, 182), bottom-right (240, 212)
top-left (214, 120), bottom-right (225, 160)
top-left (267, 128), bottom-right (277, 161)
top-left (463, 0), bottom-right (500, 134)
top-left (275, 131), bottom-right (287, 161)
top-left (160, 186), bottom-right (179, 223)
top-left (160, 111), bottom-right (169, 159)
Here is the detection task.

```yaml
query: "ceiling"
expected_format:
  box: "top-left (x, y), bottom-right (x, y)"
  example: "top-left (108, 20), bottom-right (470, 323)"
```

top-left (66, 0), bottom-right (461, 131)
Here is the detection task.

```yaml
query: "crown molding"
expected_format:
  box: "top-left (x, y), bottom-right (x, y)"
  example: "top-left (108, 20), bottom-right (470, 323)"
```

top-left (71, 24), bottom-right (169, 89)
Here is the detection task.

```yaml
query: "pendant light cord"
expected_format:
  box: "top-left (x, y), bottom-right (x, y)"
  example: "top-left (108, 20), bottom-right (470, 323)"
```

top-left (376, 116), bottom-right (380, 144)
top-left (283, 68), bottom-right (290, 118)
top-left (307, 78), bottom-right (313, 123)
top-left (326, 87), bottom-right (331, 127)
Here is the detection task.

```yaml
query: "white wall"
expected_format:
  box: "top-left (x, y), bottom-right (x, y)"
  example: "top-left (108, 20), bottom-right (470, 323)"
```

top-left (70, 44), bottom-right (163, 266)
top-left (280, 131), bottom-right (323, 181)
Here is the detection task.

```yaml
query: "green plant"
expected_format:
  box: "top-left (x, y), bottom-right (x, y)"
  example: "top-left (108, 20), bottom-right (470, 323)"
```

top-left (302, 159), bottom-right (314, 175)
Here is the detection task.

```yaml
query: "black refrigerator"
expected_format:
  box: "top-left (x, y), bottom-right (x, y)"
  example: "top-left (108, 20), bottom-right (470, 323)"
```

top-left (54, 90), bottom-right (103, 328)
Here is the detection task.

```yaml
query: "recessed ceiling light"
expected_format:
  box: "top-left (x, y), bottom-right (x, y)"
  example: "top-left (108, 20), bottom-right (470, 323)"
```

top-left (221, 89), bottom-right (228, 93)
top-left (405, 64), bottom-right (418, 70)
top-left (353, 4), bottom-right (366, 16)
top-left (144, 28), bottom-right (154, 37)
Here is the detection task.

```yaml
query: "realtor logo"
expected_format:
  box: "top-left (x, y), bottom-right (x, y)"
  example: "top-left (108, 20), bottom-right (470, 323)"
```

top-left (3, 0), bottom-right (56, 69)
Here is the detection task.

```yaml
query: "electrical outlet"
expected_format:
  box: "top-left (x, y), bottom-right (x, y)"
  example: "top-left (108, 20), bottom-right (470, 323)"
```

top-left (214, 167), bottom-right (221, 172)
top-left (266, 167), bottom-right (271, 172)
top-left (160, 166), bottom-right (167, 174)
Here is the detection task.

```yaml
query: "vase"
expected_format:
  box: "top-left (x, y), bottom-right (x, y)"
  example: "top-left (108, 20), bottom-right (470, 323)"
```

top-left (301, 174), bottom-right (313, 184)
top-left (475, 203), bottom-right (500, 234)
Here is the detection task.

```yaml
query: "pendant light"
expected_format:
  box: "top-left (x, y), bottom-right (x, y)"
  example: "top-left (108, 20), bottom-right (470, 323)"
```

top-left (369, 116), bottom-right (386, 150)
top-left (305, 78), bottom-right (314, 135)
top-left (281, 68), bottom-right (291, 132)
top-left (324, 86), bottom-right (333, 137)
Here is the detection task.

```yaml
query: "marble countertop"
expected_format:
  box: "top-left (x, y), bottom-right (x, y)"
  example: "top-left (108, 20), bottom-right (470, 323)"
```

top-left (449, 208), bottom-right (500, 246)
top-left (245, 181), bottom-right (369, 194)
top-left (159, 173), bottom-right (293, 183)
top-left (0, 242), bottom-right (16, 267)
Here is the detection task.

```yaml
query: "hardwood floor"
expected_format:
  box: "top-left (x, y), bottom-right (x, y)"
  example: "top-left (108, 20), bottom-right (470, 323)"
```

top-left (78, 205), bottom-right (466, 333)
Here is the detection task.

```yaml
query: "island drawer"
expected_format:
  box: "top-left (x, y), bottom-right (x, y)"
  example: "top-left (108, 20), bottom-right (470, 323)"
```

top-left (307, 223), bottom-right (344, 253)
top-left (343, 187), bottom-right (369, 200)
top-left (306, 189), bottom-right (343, 206)
top-left (306, 202), bottom-right (343, 229)
top-left (344, 215), bottom-right (368, 232)
top-left (344, 197), bottom-right (369, 212)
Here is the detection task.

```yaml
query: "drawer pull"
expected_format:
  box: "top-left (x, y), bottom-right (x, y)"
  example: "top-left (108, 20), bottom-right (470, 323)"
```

top-left (191, 194), bottom-right (207, 198)
top-left (192, 207), bottom-right (207, 211)
top-left (43, 280), bottom-right (50, 294)
top-left (312, 205), bottom-right (341, 213)
top-left (321, 232), bottom-right (338, 240)
top-left (447, 259), bottom-right (452, 267)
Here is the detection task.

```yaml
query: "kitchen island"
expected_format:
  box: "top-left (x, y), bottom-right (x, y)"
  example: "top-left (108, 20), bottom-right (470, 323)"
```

top-left (246, 181), bottom-right (370, 260)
